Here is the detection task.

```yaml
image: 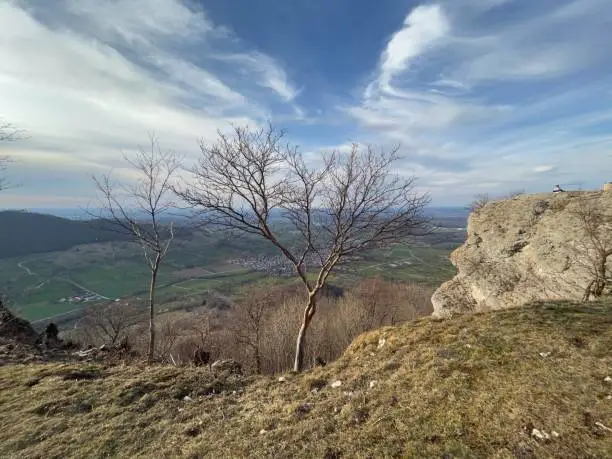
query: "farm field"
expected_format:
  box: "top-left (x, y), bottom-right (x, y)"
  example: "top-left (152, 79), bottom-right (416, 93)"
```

top-left (1, 222), bottom-right (464, 323)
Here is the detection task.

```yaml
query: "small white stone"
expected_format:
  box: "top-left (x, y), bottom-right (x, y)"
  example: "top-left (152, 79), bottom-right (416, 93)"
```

top-left (377, 337), bottom-right (386, 349)
top-left (278, 376), bottom-right (286, 382)
top-left (531, 428), bottom-right (550, 440)
top-left (606, 395), bottom-right (612, 400)
top-left (369, 380), bottom-right (377, 389)
top-left (595, 422), bottom-right (612, 433)
top-left (604, 376), bottom-right (612, 383)
top-left (183, 396), bottom-right (193, 402)
top-left (465, 344), bottom-right (472, 349)
top-left (551, 431), bottom-right (560, 438)
top-left (331, 380), bottom-right (342, 388)
top-left (259, 429), bottom-right (267, 435)
top-left (539, 352), bottom-right (551, 358)
top-left (343, 391), bottom-right (354, 397)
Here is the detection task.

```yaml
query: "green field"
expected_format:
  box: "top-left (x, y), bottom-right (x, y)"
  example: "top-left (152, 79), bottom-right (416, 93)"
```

top-left (0, 226), bottom-right (461, 322)
top-left (342, 243), bottom-right (457, 285)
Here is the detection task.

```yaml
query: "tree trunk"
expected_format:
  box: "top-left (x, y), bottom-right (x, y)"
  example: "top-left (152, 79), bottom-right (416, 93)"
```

top-left (254, 347), bottom-right (261, 374)
top-left (593, 255), bottom-right (608, 297)
top-left (294, 294), bottom-right (316, 372)
top-left (147, 267), bottom-right (158, 363)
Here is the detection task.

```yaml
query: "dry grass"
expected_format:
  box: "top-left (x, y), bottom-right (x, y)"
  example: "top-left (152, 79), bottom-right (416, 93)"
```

top-left (1, 299), bottom-right (611, 458)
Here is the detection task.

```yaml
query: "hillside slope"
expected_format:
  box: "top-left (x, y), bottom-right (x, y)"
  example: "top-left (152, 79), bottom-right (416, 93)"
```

top-left (1, 300), bottom-right (611, 458)
top-left (0, 211), bottom-right (128, 258)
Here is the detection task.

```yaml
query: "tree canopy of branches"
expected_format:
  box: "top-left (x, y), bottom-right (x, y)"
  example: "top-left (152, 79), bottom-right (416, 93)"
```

top-left (176, 124), bottom-right (430, 371)
top-left (80, 302), bottom-right (137, 346)
top-left (93, 138), bottom-right (180, 362)
top-left (0, 119), bottom-right (23, 191)
top-left (0, 157), bottom-right (10, 191)
top-left (573, 199), bottom-right (612, 301)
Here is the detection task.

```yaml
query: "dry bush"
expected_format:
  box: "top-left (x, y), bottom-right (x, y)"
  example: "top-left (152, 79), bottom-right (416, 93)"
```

top-left (74, 302), bottom-right (141, 347)
top-left (468, 190), bottom-right (525, 214)
top-left (468, 194), bottom-right (491, 213)
top-left (73, 278), bottom-right (433, 372)
top-left (155, 311), bottom-right (217, 365)
top-left (572, 199), bottom-right (612, 300)
top-left (218, 279), bottom-right (434, 375)
top-left (306, 279), bottom-right (433, 367)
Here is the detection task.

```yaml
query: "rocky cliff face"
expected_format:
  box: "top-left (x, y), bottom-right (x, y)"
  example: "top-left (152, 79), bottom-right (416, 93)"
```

top-left (432, 191), bottom-right (612, 317)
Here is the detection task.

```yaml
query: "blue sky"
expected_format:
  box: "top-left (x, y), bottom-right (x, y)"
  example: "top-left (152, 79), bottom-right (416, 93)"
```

top-left (0, 0), bottom-right (611, 208)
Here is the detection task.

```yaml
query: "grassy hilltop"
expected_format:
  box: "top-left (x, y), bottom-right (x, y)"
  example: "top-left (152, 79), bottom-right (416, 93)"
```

top-left (1, 300), bottom-right (610, 458)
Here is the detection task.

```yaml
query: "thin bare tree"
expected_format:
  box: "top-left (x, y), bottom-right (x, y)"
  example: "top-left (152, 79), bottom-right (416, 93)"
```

top-left (0, 157), bottom-right (10, 191)
top-left (176, 124), bottom-right (430, 371)
top-left (0, 119), bottom-right (23, 191)
top-left (573, 200), bottom-right (612, 301)
top-left (230, 285), bottom-right (278, 373)
top-left (93, 138), bottom-right (180, 362)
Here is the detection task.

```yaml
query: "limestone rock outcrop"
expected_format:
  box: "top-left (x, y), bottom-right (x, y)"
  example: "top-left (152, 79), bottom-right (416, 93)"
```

top-left (432, 191), bottom-right (612, 317)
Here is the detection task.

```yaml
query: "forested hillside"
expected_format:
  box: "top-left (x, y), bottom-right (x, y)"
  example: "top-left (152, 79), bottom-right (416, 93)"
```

top-left (0, 211), bottom-right (128, 258)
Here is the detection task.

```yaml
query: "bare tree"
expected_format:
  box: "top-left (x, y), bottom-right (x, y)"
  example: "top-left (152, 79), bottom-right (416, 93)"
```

top-left (0, 120), bottom-right (22, 142)
top-left (0, 157), bottom-right (10, 191)
top-left (573, 200), bottom-right (612, 301)
top-left (0, 120), bottom-right (23, 191)
top-left (176, 124), bottom-right (430, 371)
top-left (230, 285), bottom-right (278, 373)
top-left (93, 138), bottom-right (180, 362)
top-left (80, 302), bottom-right (137, 346)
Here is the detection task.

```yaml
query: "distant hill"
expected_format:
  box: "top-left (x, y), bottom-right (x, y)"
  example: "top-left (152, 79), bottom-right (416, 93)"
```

top-left (0, 211), bottom-right (130, 259)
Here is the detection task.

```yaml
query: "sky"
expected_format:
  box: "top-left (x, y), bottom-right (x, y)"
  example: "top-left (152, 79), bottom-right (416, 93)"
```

top-left (0, 0), bottom-right (611, 208)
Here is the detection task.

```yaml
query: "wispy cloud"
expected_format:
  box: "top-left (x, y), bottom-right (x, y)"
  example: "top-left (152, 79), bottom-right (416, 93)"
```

top-left (346, 0), bottom-right (612, 203)
top-left (0, 0), bottom-right (299, 207)
top-left (375, 4), bottom-right (449, 91)
top-left (211, 52), bottom-right (300, 102)
top-left (1, 0), bottom-right (610, 208)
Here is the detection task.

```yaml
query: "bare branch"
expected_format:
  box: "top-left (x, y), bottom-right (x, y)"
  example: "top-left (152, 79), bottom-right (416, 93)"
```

top-left (176, 123), bottom-right (430, 371)
top-left (572, 199), bottom-right (612, 300)
top-left (0, 119), bottom-right (26, 191)
top-left (0, 120), bottom-right (25, 142)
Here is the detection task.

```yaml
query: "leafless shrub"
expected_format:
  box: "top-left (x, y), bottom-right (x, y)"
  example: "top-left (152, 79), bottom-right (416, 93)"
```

top-left (572, 200), bottom-right (612, 300)
top-left (468, 194), bottom-right (491, 213)
top-left (79, 302), bottom-right (139, 346)
top-left (216, 279), bottom-right (433, 374)
top-left (229, 285), bottom-right (278, 373)
top-left (468, 190), bottom-right (525, 214)
top-left (507, 189), bottom-right (525, 198)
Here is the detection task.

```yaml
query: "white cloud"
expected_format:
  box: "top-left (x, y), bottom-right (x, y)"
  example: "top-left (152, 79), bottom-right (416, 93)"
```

top-left (459, 46), bottom-right (581, 83)
top-left (65, 0), bottom-right (218, 44)
top-left (344, 0), bottom-right (612, 204)
top-left (533, 165), bottom-right (557, 174)
top-left (375, 4), bottom-right (450, 91)
top-left (212, 52), bottom-right (300, 102)
top-left (0, 0), bottom-right (299, 207)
